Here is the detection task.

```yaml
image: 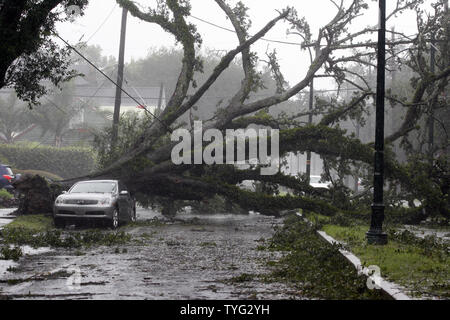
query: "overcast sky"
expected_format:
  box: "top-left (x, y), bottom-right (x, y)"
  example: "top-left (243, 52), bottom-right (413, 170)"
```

top-left (56, 0), bottom-right (422, 90)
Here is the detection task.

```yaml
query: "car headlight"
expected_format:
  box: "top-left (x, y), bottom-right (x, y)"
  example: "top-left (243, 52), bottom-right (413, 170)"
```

top-left (99, 198), bottom-right (111, 205)
top-left (55, 197), bottom-right (64, 204)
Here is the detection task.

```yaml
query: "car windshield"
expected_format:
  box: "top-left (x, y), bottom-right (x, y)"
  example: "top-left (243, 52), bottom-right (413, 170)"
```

top-left (70, 182), bottom-right (117, 194)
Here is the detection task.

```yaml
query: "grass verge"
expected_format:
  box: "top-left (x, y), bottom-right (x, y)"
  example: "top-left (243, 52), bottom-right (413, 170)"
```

top-left (305, 212), bottom-right (449, 299)
top-left (0, 215), bottom-right (132, 256)
top-left (321, 222), bottom-right (449, 299)
top-left (265, 214), bottom-right (390, 299)
top-left (5, 215), bottom-right (53, 232)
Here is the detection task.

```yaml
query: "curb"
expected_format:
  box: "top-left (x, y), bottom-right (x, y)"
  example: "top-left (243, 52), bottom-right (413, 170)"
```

top-left (316, 230), bottom-right (412, 300)
top-left (296, 213), bottom-right (412, 300)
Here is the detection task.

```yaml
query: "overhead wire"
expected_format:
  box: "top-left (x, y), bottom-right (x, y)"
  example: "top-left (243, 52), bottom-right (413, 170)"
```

top-left (19, 10), bottom-right (353, 151)
top-left (188, 15), bottom-right (302, 46)
top-left (53, 32), bottom-right (172, 133)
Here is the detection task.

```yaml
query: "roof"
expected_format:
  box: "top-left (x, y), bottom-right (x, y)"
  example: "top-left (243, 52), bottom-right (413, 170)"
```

top-left (72, 86), bottom-right (165, 108)
top-left (0, 85), bottom-right (166, 109)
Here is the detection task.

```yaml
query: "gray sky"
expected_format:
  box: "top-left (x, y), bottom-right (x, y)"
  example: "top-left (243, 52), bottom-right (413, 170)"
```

top-left (56, 0), bottom-right (422, 90)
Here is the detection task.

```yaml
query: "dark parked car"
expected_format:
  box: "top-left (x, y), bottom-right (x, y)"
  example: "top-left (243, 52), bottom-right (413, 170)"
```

top-left (0, 164), bottom-right (17, 192)
top-left (53, 180), bottom-right (136, 229)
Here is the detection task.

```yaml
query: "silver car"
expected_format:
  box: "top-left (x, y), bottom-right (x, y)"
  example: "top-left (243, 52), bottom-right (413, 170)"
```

top-left (53, 180), bottom-right (136, 229)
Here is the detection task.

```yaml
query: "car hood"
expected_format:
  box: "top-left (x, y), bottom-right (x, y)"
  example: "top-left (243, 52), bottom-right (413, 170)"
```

top-left (59, 193), bottom-right (114, 200)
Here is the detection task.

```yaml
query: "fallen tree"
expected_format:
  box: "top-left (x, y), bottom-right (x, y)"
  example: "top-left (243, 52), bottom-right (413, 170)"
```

top-left (11, 0), bottom-right (450, 222)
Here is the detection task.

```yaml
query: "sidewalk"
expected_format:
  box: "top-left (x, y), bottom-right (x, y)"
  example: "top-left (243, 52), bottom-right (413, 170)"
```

top-left (0, 208), bottom-right (17, 230)
top-left (0, 208), bottom-right (18, 277)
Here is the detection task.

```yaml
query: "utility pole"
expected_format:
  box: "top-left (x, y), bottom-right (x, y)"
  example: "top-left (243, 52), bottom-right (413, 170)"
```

top-left (366, 0), bottom-right (388, 245)
top-left (306, 78), bottom-right (314, 181)
top-left (111, 7), bottom-right (128, 149)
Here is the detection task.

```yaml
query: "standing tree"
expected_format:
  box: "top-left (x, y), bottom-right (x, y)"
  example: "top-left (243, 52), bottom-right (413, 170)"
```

top-left (30, 83), bottom-right (83, 147)
top-left (0, 93), bottom-right (36, 144)
top-left (0, 0), bottom-right (89, 105)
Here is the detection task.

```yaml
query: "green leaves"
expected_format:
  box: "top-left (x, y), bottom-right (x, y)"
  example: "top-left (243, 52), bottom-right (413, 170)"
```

top-left (0, 1), bottom-right (89, 105)
top-left (267, 215), bottom-right (388, 299)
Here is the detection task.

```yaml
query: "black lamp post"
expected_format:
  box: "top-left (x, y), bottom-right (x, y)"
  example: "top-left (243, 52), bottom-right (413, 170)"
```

top-left (366, 0), bottom-right (388, 245)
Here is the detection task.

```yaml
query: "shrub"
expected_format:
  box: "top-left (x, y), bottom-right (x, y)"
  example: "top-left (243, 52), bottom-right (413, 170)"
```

top-left (0, 189), bottom-right (13, 200)
top-left (0, 143), bottom-right (97, 179)
top-left (14, 169), bottom-right (63, 182)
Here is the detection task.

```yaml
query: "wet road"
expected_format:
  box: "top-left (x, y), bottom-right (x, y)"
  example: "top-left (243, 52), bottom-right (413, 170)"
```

top-left (0, 207), bottom-right (299, 300)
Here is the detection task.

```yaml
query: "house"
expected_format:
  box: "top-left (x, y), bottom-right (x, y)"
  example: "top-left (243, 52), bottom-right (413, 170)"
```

top-left (70, 85), bottom-right (166, 121)
top-left (0, 84), bottom-right (166, 147)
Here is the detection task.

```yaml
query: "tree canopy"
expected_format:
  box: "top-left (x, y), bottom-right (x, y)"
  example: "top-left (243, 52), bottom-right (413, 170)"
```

top-left (0, 0), bottom-right (89, 105)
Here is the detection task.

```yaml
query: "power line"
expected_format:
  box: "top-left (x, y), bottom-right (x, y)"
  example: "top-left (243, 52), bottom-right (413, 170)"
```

top-left (189, 15), bottom-right (302, 46)
top-left (76, 69), bottom-right (116, 110)
top-left (53, 32), bottom-right (172, 134)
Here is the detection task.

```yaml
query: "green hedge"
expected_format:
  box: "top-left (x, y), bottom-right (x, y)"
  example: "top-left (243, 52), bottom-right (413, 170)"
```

top-left (0, 189), bottom-right (13, 200)
top-left (0, 143), bottom-right (97, 179)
